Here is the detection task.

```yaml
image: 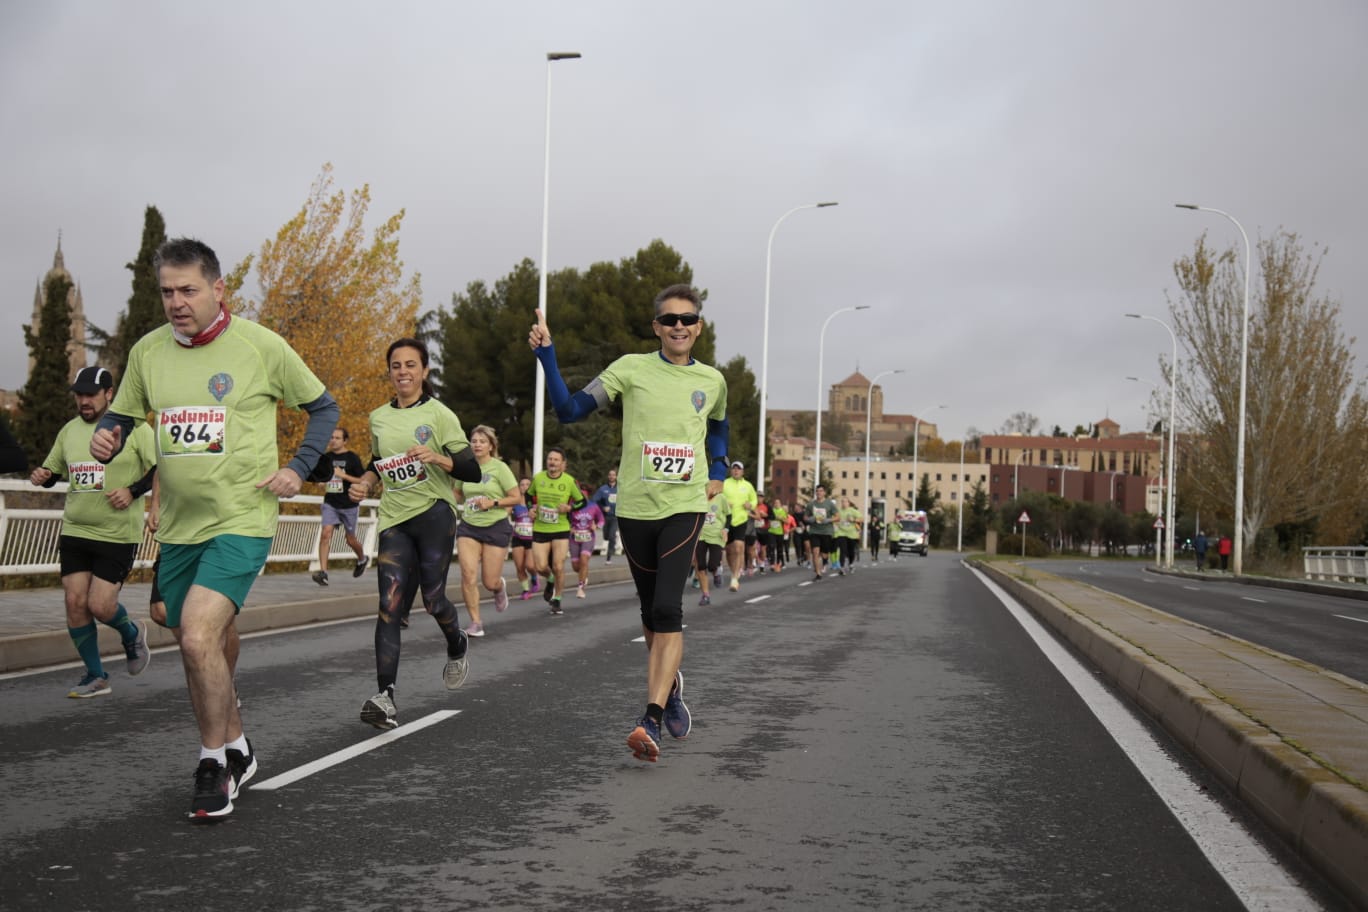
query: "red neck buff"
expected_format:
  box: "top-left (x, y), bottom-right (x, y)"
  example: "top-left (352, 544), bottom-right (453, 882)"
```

top-left (174, 306), bottom-right (231, 348)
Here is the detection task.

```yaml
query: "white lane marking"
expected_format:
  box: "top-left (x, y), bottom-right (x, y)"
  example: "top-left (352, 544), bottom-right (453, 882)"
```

top-left (1183, 586), bottom-right (1202, 591)
top-left (632, 624), bottom-right (688, 642)
top-left (745, 595), bottom-right (771, 604)
top-left (1333, 614), bottom-right (1368, 625)
top-left (1242, 597), bottom-right (1267, 604)
top-left (251, 710), bottom-right (460, 791)
top-left (970, 567), bottom-right (1325, 912)
top-left (798, 581), bottom-right (813, 587)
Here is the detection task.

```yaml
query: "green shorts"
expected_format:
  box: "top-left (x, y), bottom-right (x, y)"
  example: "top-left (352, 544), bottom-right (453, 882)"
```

top-left (156, 535), bottom-right (271, 628)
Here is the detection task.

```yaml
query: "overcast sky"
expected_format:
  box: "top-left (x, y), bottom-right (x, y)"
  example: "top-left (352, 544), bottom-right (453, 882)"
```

top-left (3, 1), bottom-right (1365, 441)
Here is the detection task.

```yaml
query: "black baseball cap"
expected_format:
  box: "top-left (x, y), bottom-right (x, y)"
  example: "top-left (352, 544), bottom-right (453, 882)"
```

top-left (70, 366), bottom-right (113, 394)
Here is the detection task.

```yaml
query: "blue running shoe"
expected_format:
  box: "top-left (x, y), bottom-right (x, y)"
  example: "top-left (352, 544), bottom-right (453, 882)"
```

top-left (664, 671), bottom-right (691, 739)
top-left (627, 715), bottom-right (661, 762)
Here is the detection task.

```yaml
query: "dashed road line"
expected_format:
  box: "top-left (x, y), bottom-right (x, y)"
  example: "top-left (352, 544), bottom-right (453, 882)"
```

top-left (251, 710), bottom-right (460, 791)
top-left (1333, 614), bottom-right (1368, 625)
top-left (745, 594), bottom-right (771, 604)
top-left (1242, 597), bottom-right (1267, 604)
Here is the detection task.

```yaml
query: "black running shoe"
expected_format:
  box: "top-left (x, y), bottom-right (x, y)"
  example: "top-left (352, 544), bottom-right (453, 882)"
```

top-left (353, 556), bottom-right (369, 578)
top-left (226, 740), bottom-right (257, 800)
top-left (189, 758), bottom-right (233, 821)
top-left (543, 580), bottom-right (555, 604)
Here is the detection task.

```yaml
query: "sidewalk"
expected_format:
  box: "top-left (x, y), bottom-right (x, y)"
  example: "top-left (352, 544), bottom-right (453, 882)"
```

top-left (978, 561), bottom-right (1368, 909)
top-left (0, 559), bottom-right (638, 674)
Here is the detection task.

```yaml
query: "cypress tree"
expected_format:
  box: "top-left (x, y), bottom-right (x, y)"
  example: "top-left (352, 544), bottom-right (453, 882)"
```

top-left (18, 273), bottom-right (77, 458)
top-left (87, 205), bottom-right (168, 380)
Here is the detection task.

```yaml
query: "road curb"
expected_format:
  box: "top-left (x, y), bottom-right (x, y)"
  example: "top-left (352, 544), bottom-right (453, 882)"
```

top-left (976, 561), bottom-right (1368, 909)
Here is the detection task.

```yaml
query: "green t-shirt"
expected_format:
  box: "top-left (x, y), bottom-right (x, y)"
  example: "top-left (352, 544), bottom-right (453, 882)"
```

top-left (456, 457), bottom-right (518, 528)
top-left (805, 498), bottom-right (838, 536)
top-left (597, 352), bottom-right (727, 521)
top-left (111, 320), bottom-right (326, 545)
top-left (721, 477), bottom-right (757, 527)
top-left (698, 493), bottom-right (731, 547)
top-left (528, 470), bottom-right (581, 533)
top-left (369, 397), bottom-right (469, 532)
top-left (835, 506), bottom-right (861, 539)
top-left (44, 418), bottom-right (156, 543)
top-left (767, 505), bottom-right (789, 536)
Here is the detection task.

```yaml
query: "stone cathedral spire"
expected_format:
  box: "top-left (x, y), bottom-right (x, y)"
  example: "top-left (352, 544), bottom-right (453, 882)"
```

top-left (28, 233), bottom-right (89, 379)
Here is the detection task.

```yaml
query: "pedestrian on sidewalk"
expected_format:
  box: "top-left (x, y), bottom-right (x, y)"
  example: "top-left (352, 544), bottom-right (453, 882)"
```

top-left (307, 426), bottom-right (368, 586)
top-left (33, 365), bottom-right (157, 698)
top-left (349, 338), bottom-right (480, 730)
top-left (92, 238), bottom-right (339, 821)
top-left (593, 468), bottom-right (619, 563)
top-left (530, 283), bottom-right (729, 762)
top-left (1218, 533), bottom-right (1232, 571)
top-left (1194, 530), bottom-right (1208, 571)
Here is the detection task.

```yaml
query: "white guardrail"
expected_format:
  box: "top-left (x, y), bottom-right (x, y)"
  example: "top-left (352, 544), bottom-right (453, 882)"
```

top-left (1303, 546), bottom-right (1368, 584)
top-left (0, 478), bottom-right (380, 576)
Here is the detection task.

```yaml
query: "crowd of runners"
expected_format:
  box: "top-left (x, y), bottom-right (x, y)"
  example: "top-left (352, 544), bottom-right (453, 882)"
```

top-left (15, 239), bottom-right (900, 822)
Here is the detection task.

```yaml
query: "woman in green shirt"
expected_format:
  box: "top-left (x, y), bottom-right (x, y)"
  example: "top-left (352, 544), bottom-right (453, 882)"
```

top-left (453, 425), bottom-right (521, 637)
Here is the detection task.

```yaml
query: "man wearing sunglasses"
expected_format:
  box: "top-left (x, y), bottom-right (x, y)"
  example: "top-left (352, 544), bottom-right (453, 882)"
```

top-left (528, 284), bottom-right (729, 763)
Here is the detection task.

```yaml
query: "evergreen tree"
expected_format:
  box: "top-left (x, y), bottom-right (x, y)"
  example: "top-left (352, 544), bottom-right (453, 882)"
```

top-left (90, 205), bottom-right (168, 381)
top-left (718, 355), bottom-right (760, 483)
top-left (18, 273), bottom-right (76, 458)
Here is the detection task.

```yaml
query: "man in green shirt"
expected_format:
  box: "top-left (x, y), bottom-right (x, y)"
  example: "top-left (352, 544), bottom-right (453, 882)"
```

top-left (527, 446), bottom-right (584, 615)
top-left (720, 461), bottom-right (758, 593)
top-left (530, 283), bottom-right (729, 762)
top-left (92, 238), bottom-right (338, 821)
top-left (32, 366), bottom-right (157, 698)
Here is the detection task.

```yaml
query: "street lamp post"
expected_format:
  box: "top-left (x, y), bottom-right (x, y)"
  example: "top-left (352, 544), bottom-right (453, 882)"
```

top-left (1176, 203), bottom-right (1252, 575)
top-left (910, 405), bottom-right (947, 511)
top-left (1125, 310), bottom-right (1179, 569)
top-left (957, 432), bottom-right (969, 552)
top-left (813, 305), bottom-right (870, 498)
top-left (531, 51), bottom-right (581, 475)
top-left (758, 202), bottom-right (837, 491)
top-left (862, 369), bottom-right (905, 550)
top-left (1126, 373), bottom-right (1171, 568)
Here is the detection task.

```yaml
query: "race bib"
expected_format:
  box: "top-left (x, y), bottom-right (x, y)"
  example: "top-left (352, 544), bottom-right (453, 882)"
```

top-left (325, 478), bottom-right (344, 494)
top-left (641, 441), bottom-right (695, 484)
top-left (769, 521), bottom-right (783, 534)
top-left (573, 529), bottom-right (593, 543)
top-left (514, 519), bottom-right (534, 538)
top-left (537, 504), bottom-right (560, 524)
top-left (158, 406), bottom-right (226, 457)
top-left (67, 461), bottom-right (106, 493)
top-left (464, 499), bottom-right (483, 514)
top-left (375, 452), bottom-right (427, 490)
top-left (811, 507), bottom-right (828, 523)
top-left (608, 492), bottom-right (617, 504)
top-left (704, 511), bottom-right (719, 526)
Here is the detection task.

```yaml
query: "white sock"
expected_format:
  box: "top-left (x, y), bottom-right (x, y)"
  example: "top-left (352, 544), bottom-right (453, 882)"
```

top-left (199, 745), bottom-right (227, 765)
top-left (226, 734), bottom-right (249, 755)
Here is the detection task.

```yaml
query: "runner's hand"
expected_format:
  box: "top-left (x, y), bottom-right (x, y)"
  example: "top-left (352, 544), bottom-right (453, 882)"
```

top-left (528, 308), bottom-right (552, 349)
top-left (257, 467), bottom-right (303, 498)
top-left (407, 444), bottom-right (445, 466)
top-left (349, 481), bottom-right (372, 503)
top-left (105, 487), bottom-right (133, 510)
top-left (706, 479), bottom-right (723, 498)
top-left (90, 426), bottom-right (122, 462)
top-left (29, 467), bottom-right (52, 487)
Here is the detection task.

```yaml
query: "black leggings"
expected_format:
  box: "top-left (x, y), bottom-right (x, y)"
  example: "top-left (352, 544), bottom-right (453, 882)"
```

top-left (766, 531), bottom-right (783, 567)
top-left (374, 500), bottom-right (465, 692)
top-left (618, 513), bottom-right (703, 634)
top-left (840, 537), bottom-right (858, 566)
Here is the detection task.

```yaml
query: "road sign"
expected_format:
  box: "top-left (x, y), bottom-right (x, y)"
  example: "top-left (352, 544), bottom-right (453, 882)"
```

top-left (1154, 517), bottom-right (1165, 530)
top-left (1017, 511), bottom-right (1031, 524)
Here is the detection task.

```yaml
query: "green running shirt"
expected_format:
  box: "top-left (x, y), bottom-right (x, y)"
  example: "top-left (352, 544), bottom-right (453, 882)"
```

top-left (456, 457), bottom-right (519, 528)
top-left (44, 419), bottom-right (156, 543)
top-left (597, 353), bottom-right (727, 521)
top-left (111, 321), bottom-right (326, 545)
top-left (698, 493), bottom-right (732, 547)
top-left (528, 471), bottom-right (581, 533)
top-left (368, 397), bottom-right (469, 533)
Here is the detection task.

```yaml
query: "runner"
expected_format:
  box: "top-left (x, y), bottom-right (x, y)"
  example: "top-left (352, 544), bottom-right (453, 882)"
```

top-left (529, 282), bottom-right (728, 762)
top-left (32, 365), bottom-right (156, 697)
top-left (569, 487), bottom-right (605, 599)
top-left (348, 337), bottom-right (479, 730)
top-left (791, 503), bottom-right (810, 568)
top-left (91, 237), bottom-right (339, 821)
top-left (527, 447), bottom-right (584, 615)
top-left (308, 426), bottom-right (368, 585)
top-left (592, 468), bottom-right (619, 563)
top-left (765, 496), bottom-right (788, 573)
top-left (834, 496), bottom-right (862, 575)
top-left (804, 485), bottom-right (839, 580)
top-left (868, 511), bottom-right (884, 563)
top-left (452, 425), bottom-right (519, 637)
top-left (509, 482), bottom-right (538, 600)
top-left (693, 487), bottom-right (730, 606)
top-left (720, 461), bottom-right (757, 593)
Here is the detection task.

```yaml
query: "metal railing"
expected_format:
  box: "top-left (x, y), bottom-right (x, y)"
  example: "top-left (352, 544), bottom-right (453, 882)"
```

top-left (0, 478), bottom-right (379, 575)
top-left (1303, 546), bottom-right (1368, 584)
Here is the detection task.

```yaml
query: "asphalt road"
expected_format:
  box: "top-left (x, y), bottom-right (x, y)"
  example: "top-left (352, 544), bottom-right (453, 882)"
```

top-left (1029, 559), bottom-right (1368, 685)
top-left (0, 554), bottom-right (1343, 911)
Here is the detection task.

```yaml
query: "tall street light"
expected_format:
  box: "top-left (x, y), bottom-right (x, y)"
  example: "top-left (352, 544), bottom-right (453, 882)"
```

top-left (1176, 203), bottom-right (1252, 575)
top-left (910, 405), bottom-right (947, 511)
top-left (957, 430), bottom-right (971, 553)
top-left (531, 51), bottom-right (582, 475)
top-left (757, 202), bottom-right (838, 491)
top-left (1126, 374), bottom-right (1170, 568)
top-left (813, 305), bottom-right (870, 498)
top-left (862, 368), bottom-right (904, 550)
top-left (1126, 313), bottom-right (1179, 569)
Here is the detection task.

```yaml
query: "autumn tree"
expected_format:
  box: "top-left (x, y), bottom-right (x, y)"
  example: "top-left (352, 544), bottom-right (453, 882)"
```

top-left (997, 411), bottom-right (1041, 435)
top-left (1167, 230), bottom-right (1368, 554)
top-left (225, 165), bottom-right (422, 466)
top-left (87, 205), bottom-right (168, 381)
top-left (17, 273), bottom-right (77, 458)
top-left (787, 410), bottom-right (815, 440)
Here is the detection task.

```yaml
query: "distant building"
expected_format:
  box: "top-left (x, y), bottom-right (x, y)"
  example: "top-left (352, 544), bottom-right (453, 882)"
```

top-left (27, 235), bottom-right (90, 381)
top-left (767, 369), bottom-right (938, 466)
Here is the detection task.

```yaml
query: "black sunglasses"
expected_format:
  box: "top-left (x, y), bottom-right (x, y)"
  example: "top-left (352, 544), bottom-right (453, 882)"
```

top-left (655, 312), bottom-right (701, 327)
